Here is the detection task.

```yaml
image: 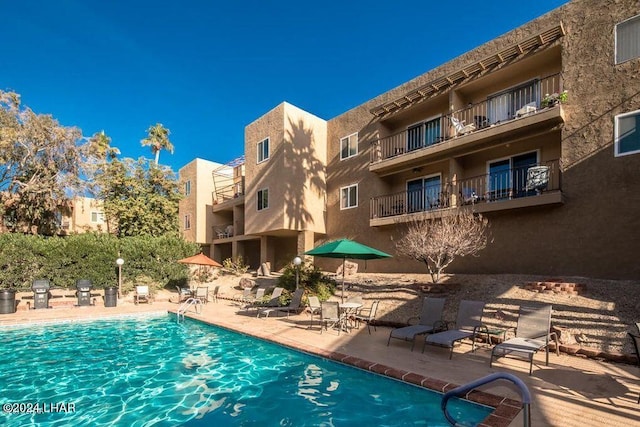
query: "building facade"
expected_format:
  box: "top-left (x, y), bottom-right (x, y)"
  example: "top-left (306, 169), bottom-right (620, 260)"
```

top-left (59, 196), bottom-right (108, 234)
top-left (205, 0), bottom-right (640, 279)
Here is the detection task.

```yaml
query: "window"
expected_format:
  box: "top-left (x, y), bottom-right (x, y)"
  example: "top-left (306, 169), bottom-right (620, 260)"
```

top-left (184, 214), bottom-right (191, 230)
top-left (487, 151), bottom-right (538, 200)
top-left (615, 109), bottom-right (640, 156)
top-left (340, 184), bottom-right (358, 209)
top-left (257, 138), bottom-right (269, 163)
top-left (340, 133), bottom-right (358, 159)
top-left (407, 175), bottom-right (442, 212)
top-left (487, 79), bottom-right (539, 124)
top-left (184, 180), bottom-right (191, 196)
top-left (91, 211), bottom-right (105, 223)
top-left (407, 118), bottom-right (441, 152)
top-left (257, 188), bottom-right (269, 211)
top-left (616, 14), bottom-right (640, 64)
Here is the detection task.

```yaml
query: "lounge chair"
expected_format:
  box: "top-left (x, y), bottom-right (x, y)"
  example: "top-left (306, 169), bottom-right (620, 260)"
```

top-left (388, 297), bottom-right (446, 351)
top-left (210, 285), bottom-right (220, 303)
top-left (134, 285), bottom-right (152, 305)
top-left (275, 289), bottom-right (305, 317)
top-left (490, 305), bottom-right (559, 374)
top-left (423, 300), bottom-right (486, 358)
top-left (450, 116), bottom-right (476, 137)
top-left (354, 300), bottom-right (380, 334)
top-left (628, 332), bottom-right (640, 403)
top-left (307, 296), bottom-right (322, 328)
top-left (320, 301), bottom-right (342, 335)
top-left (247, 287), bottom-right (283, 312)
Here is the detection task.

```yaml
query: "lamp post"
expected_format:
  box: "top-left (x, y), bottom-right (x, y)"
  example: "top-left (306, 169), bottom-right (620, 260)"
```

top-left (293, 256), bottom-right (302, 290)
top-left (116, 257), bottom-right (124, 298)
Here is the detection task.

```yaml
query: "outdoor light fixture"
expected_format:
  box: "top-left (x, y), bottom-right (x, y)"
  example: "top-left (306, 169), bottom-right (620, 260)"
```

top-left (116, 257), bottom-right (124, 298)
top-left (293, 256), bottom-right (302, 289)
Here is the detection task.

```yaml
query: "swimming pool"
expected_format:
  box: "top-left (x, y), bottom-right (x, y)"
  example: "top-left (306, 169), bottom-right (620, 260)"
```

top-left (0, 314), bottom-right (492, 426)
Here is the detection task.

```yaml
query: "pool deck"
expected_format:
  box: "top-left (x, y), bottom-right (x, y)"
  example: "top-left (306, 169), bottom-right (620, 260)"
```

top-left (1, 299), bottom-right (639, 426)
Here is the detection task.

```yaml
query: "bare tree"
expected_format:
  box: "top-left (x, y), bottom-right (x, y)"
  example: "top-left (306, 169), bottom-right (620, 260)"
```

top-left (395, 209), bottom-right (491, 283)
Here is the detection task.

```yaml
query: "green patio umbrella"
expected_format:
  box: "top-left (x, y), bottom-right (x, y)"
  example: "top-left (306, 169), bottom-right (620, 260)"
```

top-left (305, 239), bottom-right (392, 302)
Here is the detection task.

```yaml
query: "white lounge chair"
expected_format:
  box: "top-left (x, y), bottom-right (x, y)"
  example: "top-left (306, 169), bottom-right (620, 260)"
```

top-left (450, 116), bottom-right (476, 137)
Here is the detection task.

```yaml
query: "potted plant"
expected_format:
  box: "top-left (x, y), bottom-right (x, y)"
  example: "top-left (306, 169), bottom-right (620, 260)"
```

top-left (541, 90), bottom-right (568, 108)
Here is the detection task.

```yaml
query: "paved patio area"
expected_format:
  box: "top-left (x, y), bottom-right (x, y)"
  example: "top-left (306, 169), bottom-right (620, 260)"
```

top-left (1, 298), bottom-right (638, 426)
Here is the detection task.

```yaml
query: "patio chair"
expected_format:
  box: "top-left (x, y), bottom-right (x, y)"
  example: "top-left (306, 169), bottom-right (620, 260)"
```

top-left (489, 305), bottom-right (559, 375)
top-left (134, 285), bottom-right (152, 305)
top-left (423, 300), bottom-right (486, 359)
top-left (525, 165), bottom-right (550, 194)
top-left (194, 286), bottom-right (209, 304)
top-left (628, 332), bottom-right (640, 403)
top-left (450, 116), bottom-right (476, 137)
top-left (320, 301), bottom-right (342, 335)
top-left (275, 288), bottom-right (305, 318)
top-left (354, 300), bottom-right (380, 334)
top-left (388, 297), bottom-right (446, 351)
top-left (307, 295), bottom-right (322, 328)
top-left (248, 287), bottom-right (283, 310)
top-left (459, 188), bottom-right (479, 205)
top-left (175, 285), bottom-right (192, 303)
top-left (242, 288), bottom-right (266, 310)
top-left (209, 285), bottom-right (220, 303)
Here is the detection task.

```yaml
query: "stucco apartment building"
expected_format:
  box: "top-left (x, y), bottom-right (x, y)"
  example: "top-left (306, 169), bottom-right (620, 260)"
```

top-left (201, 0), bottom-right (640, 279)
top-left (59, 196), bottom-right (108, 234)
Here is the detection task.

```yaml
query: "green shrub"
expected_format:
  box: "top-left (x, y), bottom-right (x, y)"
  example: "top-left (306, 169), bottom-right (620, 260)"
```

top-left (277, 261), bottom-right (336, 300)
top-left (222, 256), bottom-right (249, 276)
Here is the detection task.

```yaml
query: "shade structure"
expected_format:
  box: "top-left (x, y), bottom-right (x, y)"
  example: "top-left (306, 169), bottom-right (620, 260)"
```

top-left (177, 253), bottom-right (222, 268)
top-left (305, 239), bottom-right (392, 302)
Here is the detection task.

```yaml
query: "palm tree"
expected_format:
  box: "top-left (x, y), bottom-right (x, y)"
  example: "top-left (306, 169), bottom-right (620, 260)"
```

top-left (141, 123), bottom-right (174, 165)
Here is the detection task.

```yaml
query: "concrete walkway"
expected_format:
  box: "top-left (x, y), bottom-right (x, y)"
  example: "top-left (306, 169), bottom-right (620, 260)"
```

top-left (2, 298), bottom-right (639, 426)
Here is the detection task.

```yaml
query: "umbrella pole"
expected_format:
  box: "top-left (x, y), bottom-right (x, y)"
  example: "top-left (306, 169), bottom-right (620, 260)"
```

top-left (341, 257), bottom-right (346, 303)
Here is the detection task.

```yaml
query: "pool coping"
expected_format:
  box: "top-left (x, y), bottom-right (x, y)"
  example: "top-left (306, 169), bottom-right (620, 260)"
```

top-left (180, 311), bottom-right (522, 427)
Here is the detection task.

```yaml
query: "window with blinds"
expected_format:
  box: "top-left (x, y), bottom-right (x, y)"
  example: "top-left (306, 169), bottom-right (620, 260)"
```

top-left (616, 14), bottom-right (640, 64)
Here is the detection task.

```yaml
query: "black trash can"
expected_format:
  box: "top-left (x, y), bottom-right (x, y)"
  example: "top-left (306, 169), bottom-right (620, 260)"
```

top-left (0, 289), bottom-right (16, 314)
top-left (32, 279), bottom-right (51, 309)
top-left (104, 287), bottom-right (117, 307)
top-left (76, 279), bottom-right (93, 306)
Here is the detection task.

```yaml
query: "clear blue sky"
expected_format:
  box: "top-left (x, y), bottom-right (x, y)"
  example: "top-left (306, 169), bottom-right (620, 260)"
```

top-left (1, 1), bottom-right (568, 172)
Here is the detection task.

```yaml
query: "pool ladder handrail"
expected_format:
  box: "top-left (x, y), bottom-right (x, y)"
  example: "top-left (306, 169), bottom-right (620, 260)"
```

top-left (177, 297), bottom-right (203, 322)
top-left (441, 372), bottom-right (531, 427)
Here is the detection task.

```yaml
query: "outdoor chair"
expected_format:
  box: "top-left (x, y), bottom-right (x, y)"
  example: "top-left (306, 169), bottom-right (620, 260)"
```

top-left (247, 287), bottom-right (283, 313)
top-left (260, 288), bottom-right (306, 318)
top-left (307, 296), bottom-right (322, 328)
top-left (241, 288), bottom-right (266, 311)
top-left (489, 305), bottom-right (559, 375)
top-left (423, 300), bottom-right (486, 359)
top-left (450, 116), bottom-right (476, 137)
top-left (460, 188), bottom-right (479, 205)
top-left (194, 286), bottom-right (208, 304)
top-left (209, 285), bottom-right (220, 303)
top-left (320, 301), bottom-right (342, 335)
top-left (628, 332), bottom-right (640, 403)
top-left (175, 285), bottom-right (192, 303)
top-left (134, 285), bottom-right (152, 305)
top-left (525, 165), bottom-right (550, 194)
top-left (388, 297), bottom-right (446, 351)
top-left (354, 300), bottom-right (380, 334)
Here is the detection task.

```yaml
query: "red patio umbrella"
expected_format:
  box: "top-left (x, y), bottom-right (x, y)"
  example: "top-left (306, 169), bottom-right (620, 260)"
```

top-left (177, 253), bottom-right (222, 267)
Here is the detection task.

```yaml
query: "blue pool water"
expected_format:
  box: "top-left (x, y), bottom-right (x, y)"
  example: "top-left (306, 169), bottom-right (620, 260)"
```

top-left (0, 314), bottom-right (492, 426)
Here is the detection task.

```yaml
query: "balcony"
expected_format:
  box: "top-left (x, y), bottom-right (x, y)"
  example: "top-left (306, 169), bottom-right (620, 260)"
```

top-left (370, 160), bottom-right (562, 226)
top-left (370, 74), bottom-right (564, 175)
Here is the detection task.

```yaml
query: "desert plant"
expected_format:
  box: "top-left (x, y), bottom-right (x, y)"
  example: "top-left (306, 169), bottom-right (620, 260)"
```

top-left (222, 256), bottom-right (249, 276)
top-left (395, 209), bottom-right (491, 284)
top-left (278, 260), bottom-right (336, 299)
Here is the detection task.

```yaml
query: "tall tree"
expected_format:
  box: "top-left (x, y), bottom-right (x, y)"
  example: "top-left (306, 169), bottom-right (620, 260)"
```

top-left (141, 123), bottom-right (173, 165)
top-left (94, 157), bottom-right (182, 237)
top-left (0, 90), bottom-right (86, 235)
top-left (395, 209), bottom-right (491, 283)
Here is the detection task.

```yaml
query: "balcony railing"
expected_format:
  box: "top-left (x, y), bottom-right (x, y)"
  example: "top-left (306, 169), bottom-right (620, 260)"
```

top-left (370, 73), bottom-right (562, 163)
top-left (370, 160), bottom-right (561, 220)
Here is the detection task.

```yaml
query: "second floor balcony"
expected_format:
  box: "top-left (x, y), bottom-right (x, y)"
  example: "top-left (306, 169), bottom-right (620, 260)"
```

top-left (370, 159), bottom-right (562, 225)
top-left (370, 74), bottom-right (564, 172)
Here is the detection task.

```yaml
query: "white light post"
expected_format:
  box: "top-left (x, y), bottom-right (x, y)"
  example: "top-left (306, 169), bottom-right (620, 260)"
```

top-left (293, 256), bottom-right (302, 290)
top-left (116, 258), bottom-right (124, 298)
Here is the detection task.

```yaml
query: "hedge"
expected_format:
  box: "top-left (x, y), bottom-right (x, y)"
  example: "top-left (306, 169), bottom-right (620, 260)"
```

top-left (0, 233), bottom-right (201, 292)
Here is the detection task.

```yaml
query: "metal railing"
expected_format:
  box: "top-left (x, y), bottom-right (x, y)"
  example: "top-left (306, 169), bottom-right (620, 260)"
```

top-left (370, 73), bottom-right (562, 163)
top-left (370, 160), bottom-right (560, 219)
top-left (441, 372), bottom-right (531, 427)
top-left (177, 297), bottom-right (202, 322)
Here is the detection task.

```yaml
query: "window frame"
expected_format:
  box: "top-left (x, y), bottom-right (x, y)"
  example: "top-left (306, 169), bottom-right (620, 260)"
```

top-left (340, 132), bottom-right (358, 160)
top-left (184, 180), bottom-right (191, 196)
top-left (257, 188), bottom-right (269, 211)
top-left (257, 138), bottom-right (270, 164)
top-left (486, 150), bottom-right (540, 199)
top-left (340, 184), bottom-right (358, 210)
top-left (90, 211), bottom-right (105, 223)
top-left (615, 109), bottom-right (640, 157)
top-left (184, 214), bottom-right (191, 230)
top-left (615, 13), bottom-right (640, 65)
